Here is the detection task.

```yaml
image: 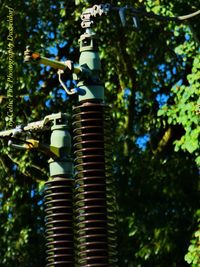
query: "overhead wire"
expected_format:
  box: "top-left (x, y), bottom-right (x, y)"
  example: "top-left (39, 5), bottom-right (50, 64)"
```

top-left (110, 5), bottom-right (200, 23)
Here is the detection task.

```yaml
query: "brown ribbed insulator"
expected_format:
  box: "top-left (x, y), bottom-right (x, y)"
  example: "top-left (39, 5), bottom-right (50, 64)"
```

top-left (73, 102), bottom-right (118, 267)
top-left (44, 177), bottom-right (74, 267)
top-left (104, 107), bottom-right (118, 266)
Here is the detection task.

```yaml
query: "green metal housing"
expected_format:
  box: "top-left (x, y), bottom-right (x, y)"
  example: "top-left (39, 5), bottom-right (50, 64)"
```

top-left (77, 30), bottom-right (104, 102)
top-left (49, 119), bottom-right (73, 177)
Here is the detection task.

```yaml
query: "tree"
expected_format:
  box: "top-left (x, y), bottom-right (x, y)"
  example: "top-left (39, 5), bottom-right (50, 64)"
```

top-left (0, 0), bottom-right (199, 266)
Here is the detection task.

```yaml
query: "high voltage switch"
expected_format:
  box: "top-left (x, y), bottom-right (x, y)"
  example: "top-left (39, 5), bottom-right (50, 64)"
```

top-left (0, 3), bottom-right (199, 267)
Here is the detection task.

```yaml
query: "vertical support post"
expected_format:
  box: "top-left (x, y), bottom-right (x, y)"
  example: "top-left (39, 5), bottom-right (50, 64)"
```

top-left (44, 114), bottom-right (74, 267)
top-left (73, 29), bottom-right (118, 266)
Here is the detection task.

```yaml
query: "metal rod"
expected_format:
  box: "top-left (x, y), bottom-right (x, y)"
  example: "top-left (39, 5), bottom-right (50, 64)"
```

top-left (38, 56), bottom-right (66, 70)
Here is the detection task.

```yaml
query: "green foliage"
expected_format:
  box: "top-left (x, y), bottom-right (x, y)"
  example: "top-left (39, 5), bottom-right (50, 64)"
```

top-left (158, 32), bottom-right (200, 165)
top-left (0, 0), bottom-right (199, 266)
top-left (185, 210), bottom-right (200, 266)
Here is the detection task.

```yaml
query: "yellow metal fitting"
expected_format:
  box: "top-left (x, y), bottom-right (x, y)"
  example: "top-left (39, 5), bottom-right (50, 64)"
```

top-left (23, 139), bottom-right (39, 149)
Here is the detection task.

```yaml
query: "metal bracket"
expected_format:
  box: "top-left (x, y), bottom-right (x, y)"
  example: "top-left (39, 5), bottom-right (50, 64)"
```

top-left (0, 112), bottom-right (69, 147)
top-left (80, 3), bottom-right (140, 29)
top-left (81, 3), bottom-right (111, 28)
top-left (0, 113), bottom-right (72, 177)
top-left (24, 47), bottom-right (92, 97)
top-left (57, 69), bottom-right (78, 95)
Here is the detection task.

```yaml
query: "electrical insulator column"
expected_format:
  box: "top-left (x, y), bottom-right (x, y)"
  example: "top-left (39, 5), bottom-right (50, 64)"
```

top-left (44, 115), bottom-right (74, 267)
top-left (73, 29), bottom-right (118, 266)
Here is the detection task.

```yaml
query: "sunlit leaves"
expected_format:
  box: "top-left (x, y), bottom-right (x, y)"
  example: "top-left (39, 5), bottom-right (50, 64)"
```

top-left (158, 53), bottom-right (200, 163)
top-left (185, 210), bottom-right (200, 266)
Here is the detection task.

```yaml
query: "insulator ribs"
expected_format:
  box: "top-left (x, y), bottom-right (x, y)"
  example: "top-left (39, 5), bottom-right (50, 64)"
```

top-left (73, 102), bottom-right (118, 266)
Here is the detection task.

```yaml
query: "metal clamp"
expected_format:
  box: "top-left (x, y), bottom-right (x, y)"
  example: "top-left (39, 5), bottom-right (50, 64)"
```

top-left (0, 112), bottom-right (69, 139)
top-left (80, 3), bottom-right (142, 29)
top-left (81, 3), bottom-right (111, 28)
top-left (57, 69), bottom-right (78, 95)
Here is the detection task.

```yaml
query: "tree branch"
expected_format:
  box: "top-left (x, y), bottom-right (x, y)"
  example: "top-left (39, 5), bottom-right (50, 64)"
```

top-left (152, 127), bottom-right (173, 155)
top-left (117, 27), bottom-right (137, 133)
